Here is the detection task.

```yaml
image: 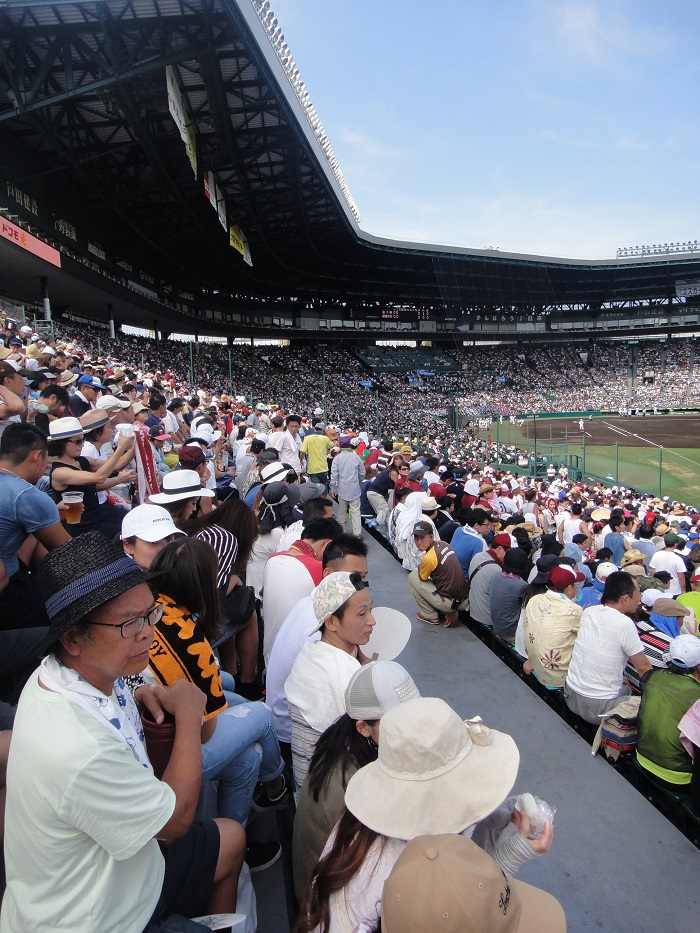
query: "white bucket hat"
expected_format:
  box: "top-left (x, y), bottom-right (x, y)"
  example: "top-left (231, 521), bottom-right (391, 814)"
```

top-left (344, 697), bottom-right (519, 838)
top-left (149, 469), bottom-right (215, 504)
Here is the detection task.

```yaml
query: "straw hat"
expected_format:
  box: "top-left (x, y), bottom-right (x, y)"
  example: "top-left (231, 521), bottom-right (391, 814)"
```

top-left (48, 417), bottom-right (83, 440)
top-left (620, 548), bottom-right (646, 567)
top-left (505, 521), bottom-right (540, 538)
top-left (382, 834), bottom-right (565, 933)
top-left (59, 371), bottom-right (78, 387)
top-left (79, 409), bottom-right (110, 433)
top-left (344, 697), bottom-right (519, 838)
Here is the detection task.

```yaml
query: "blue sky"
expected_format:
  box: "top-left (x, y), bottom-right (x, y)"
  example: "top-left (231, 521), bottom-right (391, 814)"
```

top-left (269, 0), bottom-right (699, 259)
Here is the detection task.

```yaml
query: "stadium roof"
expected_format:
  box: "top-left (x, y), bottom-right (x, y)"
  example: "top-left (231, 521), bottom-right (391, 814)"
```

top-left (1, 0), bottom-right (700, 334)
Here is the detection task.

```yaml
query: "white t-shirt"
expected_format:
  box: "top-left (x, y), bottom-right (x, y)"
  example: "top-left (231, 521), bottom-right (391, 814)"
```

top-left (1, 673), bottom-right (175, 933)
top-left (262, 553), bottom-right (318, 664)
top-left (265, 595), bottom-right (320, 743)
top-left (566, 603), bottom-right (645, 700)
top-left (162, 410), bottom-right (180, 436)
top-left (284, 641), bottom-right (360, 733)
top-left (649, 549), bottom-right (688, 597)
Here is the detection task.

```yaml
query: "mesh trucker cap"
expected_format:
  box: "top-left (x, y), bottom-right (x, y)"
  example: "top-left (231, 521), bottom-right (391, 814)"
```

top-left (344, 661), bottom-right (420, 721)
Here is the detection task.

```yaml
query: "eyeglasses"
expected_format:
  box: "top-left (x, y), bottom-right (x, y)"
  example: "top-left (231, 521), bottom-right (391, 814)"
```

top-left (67, 437), bottom-right (84, 444)
top-left (89, 602), bottom-right (163, 638)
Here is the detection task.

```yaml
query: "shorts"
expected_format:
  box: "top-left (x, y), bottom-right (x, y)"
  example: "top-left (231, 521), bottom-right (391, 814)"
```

top-left (147, 819), bottom-right (220, 925)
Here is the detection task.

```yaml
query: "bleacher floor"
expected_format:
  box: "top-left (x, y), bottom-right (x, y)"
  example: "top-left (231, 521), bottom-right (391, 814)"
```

top-left (254, 531), bottom-right (700, 931)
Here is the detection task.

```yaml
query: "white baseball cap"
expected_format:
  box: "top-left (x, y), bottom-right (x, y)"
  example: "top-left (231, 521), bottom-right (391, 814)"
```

top-left (641, 588), bottom-right (664, 609)
top-left (595, 561), bottom-right (619, 582)
top-left (96, 395), bottom-right (131, 411)
top-left (669, 633), bottom-right (700, 669)
top-left (121, 504), bottom-right (185, 542)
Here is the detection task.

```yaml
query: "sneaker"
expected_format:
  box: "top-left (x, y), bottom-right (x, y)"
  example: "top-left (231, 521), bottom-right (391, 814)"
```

top-left (417, 612), bottom-right (440, 625)
top-left (245, 840), bottom-right (282, 873)
top-left (251, 775), bottom-right (291, 812)
top-left (236, 678), bottom-right (263, 702)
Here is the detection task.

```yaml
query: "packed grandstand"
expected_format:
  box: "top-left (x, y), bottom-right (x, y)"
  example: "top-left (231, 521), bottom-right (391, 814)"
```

top-left (2, 2), bottom-right (700, 933)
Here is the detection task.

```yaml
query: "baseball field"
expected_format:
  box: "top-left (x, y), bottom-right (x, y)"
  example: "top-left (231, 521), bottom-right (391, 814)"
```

top-left (477, 414), bottom-right (700, 505)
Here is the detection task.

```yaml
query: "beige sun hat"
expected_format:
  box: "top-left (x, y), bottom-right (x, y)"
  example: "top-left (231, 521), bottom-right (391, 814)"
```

top-left (344, 697), bottom-right (519, 838)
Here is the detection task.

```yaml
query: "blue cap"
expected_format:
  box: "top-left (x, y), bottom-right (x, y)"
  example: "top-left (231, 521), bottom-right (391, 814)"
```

top-left (77, 374), bottom-right (105, 390)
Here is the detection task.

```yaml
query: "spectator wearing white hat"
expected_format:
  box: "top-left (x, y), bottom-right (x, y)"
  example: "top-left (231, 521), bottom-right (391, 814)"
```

top-left (292, 660), bottom-right (420, 899)
top-left (295, 697), bottom-right (552, 933)
top-left (149, 468), bottom-right (215, 525)
top-left (48, 416), bottom-right (135, 539)
top-left (120, 503), bottom-right (184, 571)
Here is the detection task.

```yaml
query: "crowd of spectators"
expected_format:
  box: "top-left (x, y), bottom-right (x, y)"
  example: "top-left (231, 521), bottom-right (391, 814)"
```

top-left (0, 315), bottom-right (699, 930)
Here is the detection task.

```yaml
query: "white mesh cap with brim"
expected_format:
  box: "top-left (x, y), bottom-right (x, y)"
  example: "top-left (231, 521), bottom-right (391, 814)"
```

top-left (345, 660), bottom-right (420, 721)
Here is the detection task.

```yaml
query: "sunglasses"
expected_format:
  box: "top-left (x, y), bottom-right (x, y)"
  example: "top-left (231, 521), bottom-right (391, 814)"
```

top-left (349, 571), bottom-right (369, 591)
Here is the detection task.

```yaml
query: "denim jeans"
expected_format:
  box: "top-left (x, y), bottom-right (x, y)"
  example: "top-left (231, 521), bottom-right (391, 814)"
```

top-left (201, 690), bottom-right (285, 825)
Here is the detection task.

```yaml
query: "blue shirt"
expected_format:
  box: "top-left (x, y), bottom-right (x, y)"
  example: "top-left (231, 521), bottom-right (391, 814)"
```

top-left (451, 526), bottom-right (485, 576)
top-left (604, 532), bottom-right (627, 567)
top-left (0, 473), bottom-right (60, 576)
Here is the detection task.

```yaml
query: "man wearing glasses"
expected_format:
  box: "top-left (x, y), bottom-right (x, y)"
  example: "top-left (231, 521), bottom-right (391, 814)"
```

top-left (1, 532), bottom-right (244, 933)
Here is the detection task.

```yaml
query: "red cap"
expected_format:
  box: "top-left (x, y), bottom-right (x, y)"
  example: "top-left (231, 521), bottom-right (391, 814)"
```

top-left (491, 533), bottom-right (512, 549)
top-left (549, 564), bottom-right (585, 590)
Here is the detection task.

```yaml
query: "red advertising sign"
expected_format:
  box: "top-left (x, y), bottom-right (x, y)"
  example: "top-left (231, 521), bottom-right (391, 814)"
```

top-left (0, 217), bottom-right (61, 267)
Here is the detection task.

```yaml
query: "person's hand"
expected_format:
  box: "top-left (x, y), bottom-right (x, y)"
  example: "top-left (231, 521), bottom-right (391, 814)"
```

top-left (116, 433), bottom-right (135, 453)
top-left (151, 680), bottom-right (207, 723)
top-left (134, 684), bottom-right (166, 724)
top-left (57, 500), bottom-right (84, 517)
top-left (511, 808), bottom-right (554, 854)
top-left (118, 469), bottom-right (137, 483)
top-left (330, 489), bottom-right (338, 500)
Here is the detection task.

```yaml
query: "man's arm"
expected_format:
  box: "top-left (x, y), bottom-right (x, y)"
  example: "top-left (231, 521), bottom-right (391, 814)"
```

top-left (629, 650), bottom-right (653, 679)
top-left (676, 559), bottom-right (687, 593)
top-left (32, 521), bottom-right (72, 552)
top-left (0, 385), bottom-right (25, 418)
top-left (146, 680), bottom-right (208, 841)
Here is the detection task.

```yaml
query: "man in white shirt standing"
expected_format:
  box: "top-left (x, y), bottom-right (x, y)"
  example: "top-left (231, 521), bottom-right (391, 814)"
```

top-left (649, 532), bottom-right (688, 597)
top-left (565, 570), bottom-right (652, 724)
top-left (277, 413), bottom-right (303, 474)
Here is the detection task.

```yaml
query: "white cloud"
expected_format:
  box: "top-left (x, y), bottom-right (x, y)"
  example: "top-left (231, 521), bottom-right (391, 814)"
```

top-left (532, 0), bottom-right (671, 71)
top-left (338, 130), bottom-right (402, 160)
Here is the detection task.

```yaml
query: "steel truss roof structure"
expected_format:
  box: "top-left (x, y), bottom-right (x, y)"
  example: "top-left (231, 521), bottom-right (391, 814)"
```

top-left (1, 0), bottom-right (700, 333)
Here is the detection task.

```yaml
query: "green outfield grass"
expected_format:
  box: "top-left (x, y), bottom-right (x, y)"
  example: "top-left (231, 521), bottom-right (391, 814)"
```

top-left (570, 444), bottom-right (700, 503)
top-left (474, 416), bottom-right (700, 504)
